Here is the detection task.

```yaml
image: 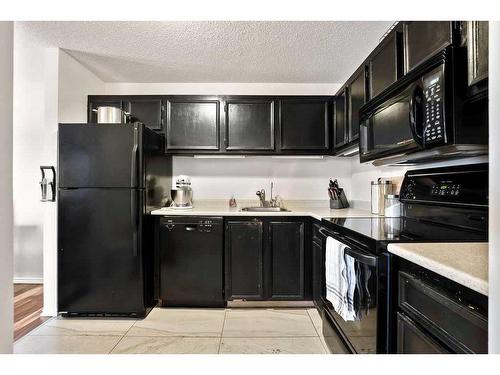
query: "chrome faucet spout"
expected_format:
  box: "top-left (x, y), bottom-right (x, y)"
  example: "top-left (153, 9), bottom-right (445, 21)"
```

top-left (256, 189), bottom-right (266, 207)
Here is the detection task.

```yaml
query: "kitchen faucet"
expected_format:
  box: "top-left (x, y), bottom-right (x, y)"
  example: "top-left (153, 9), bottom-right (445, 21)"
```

top-left (256, 189), bottom-right (269, 207)
top-left (256, 182), bottom-right (281, 208)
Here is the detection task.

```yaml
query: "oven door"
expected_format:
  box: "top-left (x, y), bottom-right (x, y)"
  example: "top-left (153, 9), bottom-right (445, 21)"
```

top-left (320, 230), bottom-right (379, 354)
top-left (359, 80), bottom-right (424, 163)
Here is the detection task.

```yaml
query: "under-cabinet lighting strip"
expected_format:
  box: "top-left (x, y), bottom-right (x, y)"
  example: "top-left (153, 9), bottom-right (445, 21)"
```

top-left (193, 155), bottom-right (246, 159)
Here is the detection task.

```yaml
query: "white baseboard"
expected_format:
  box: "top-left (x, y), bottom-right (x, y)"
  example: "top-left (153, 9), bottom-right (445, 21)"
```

top-left (13, 277), bottom-right (43, 284)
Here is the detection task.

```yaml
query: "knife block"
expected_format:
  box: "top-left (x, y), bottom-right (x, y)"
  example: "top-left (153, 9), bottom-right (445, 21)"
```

top-left (330, 190), bottom-right (349, 209)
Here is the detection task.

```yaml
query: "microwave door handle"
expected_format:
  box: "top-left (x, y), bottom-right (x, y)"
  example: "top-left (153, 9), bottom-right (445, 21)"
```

top-left (409, 84), bottom-right (424, 147)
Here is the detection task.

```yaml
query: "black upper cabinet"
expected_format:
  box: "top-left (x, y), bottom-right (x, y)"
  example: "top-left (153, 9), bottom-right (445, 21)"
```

top-left (369, 28), bottom-right (403, 99)
top-left (462, 21), bottom-right (488, 92)
top-left (333, 90), bottom-right (347, 149)
top-left (269, 221), bottom-right (305, 299)
top-left (347, 66), bottom-right (367, 142)
top-left (404, 21), bottom-right (453, 73)
top-left (124, 98), bottom-right (163, 131)
top-left (225, 220), bottom-right (264, 300)
top-left (279, 98), bottom-right (330, 152)
top-left (165, 98), bottom-right (220, 151)
top-left (88, 95), bottom-right (334, 155)
top-left (224, 98), bottom-right (274, 151)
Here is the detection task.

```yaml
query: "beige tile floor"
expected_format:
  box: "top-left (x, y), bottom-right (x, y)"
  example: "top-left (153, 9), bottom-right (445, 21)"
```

top-left (14, 307), bottom-right (340, 354)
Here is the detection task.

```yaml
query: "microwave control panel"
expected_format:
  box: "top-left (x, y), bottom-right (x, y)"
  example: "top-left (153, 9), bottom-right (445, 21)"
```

top-left (423, 68), bottom-right (444, 144)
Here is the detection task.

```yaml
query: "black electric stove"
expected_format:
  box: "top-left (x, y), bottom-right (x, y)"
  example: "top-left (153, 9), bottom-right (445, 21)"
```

top-left (316, 163), bottom-right (488, 355)
top-left (322, 163), bottom-right (488, 253)
top-left (322, 216), bottom-right (487, 252)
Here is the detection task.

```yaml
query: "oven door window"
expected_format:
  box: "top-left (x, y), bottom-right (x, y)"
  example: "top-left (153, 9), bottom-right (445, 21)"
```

top-left (329, 250), bottom-right (378, 354)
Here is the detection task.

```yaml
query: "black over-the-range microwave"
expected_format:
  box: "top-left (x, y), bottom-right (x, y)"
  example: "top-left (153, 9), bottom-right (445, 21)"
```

top-left (359, 31), bottom-right (488, 165)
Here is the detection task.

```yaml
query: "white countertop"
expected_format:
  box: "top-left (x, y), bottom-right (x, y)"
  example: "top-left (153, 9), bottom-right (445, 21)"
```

top-left (150, 199), bottom-right (375, 221)
top-left (388, 242), bottom-right (489, 296)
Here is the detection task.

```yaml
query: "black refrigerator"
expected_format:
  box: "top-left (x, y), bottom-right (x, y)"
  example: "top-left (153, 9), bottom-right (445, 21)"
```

top-left (58, 123), bottom-right (171, 318)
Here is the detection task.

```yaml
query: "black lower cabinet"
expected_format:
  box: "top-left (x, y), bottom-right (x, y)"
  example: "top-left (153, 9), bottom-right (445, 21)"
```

top-left (225, 220), bottom-right (265, 300)
top-left (269, 221), bottom-right (305, 299)
top-left (397, 312), bottom-right (449, 354)
top-left (225, 218), bottom-right (309, 302)
top-left (393, 258), bottom-right (488, 354)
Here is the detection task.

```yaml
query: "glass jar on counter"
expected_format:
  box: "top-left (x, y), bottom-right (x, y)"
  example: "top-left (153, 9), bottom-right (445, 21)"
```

top-left (384, 194), bottom-right (401, 217)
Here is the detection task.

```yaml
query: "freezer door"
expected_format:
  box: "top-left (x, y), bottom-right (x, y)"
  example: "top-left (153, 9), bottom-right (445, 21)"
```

top-left (59, 124), bottom-right (142, 188)
top-left (58, 188), bottom-right (146, 315)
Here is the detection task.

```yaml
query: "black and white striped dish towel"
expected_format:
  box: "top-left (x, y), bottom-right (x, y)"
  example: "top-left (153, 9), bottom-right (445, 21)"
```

top-left (325, 236), bottom-right (357, 321)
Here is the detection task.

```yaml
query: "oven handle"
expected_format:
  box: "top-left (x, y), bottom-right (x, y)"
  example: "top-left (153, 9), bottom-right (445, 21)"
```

top-left (344, 247), bottom-right (377, 267)
top-left (318, 227), bottom-right (377, 267)
top-left (409, 83), bottom-right (424, 147)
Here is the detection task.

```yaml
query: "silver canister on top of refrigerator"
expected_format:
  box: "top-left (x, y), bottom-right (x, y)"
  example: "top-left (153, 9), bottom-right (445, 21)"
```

top-left (92, 106), bottom-right (130, 124)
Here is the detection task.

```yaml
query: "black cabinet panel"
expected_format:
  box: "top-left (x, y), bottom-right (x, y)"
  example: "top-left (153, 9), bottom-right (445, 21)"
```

top-left (125, 98), bottom-right (163, 131)
top-left (225, 221), bottom-right (264, 300)
top-left (334, 90), bottom-right (347, 148)
top-left (269, 221), bottom-right (305, 299)
top-left (348, 67), bottom-right (367, 142)
top-left (279, 99), bottom-right (330, 151)
top-left (404, 21), bottom-right (452, 73)
top-left (225, 99), bottom-right (274, 151)
top-left (397, 313), bottom-right (449, 354)
top-left (464, 21), bottom-right (489, 88)
top-left (398, 271), bottom-right (488, 353)
top-left (369, 31), bottom-right (402, 99)
top-left (166, 99), bottom-right (220, 151)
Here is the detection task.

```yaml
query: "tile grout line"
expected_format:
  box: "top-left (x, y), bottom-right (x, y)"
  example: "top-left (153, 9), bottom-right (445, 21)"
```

top-left (217, 309), bottom-right (228, 354)
top-left (306, 308), bottom-right (321, 337)
top-left (306, 308), bottom-right (330, 354)
top-left (107, 319), bottom-right (138, 354)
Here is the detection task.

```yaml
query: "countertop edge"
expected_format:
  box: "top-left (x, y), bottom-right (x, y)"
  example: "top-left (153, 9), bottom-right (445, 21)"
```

top-left (150, 209), bottom-right (324, 220)
top-left (388, 243), bottom-right (488, 296)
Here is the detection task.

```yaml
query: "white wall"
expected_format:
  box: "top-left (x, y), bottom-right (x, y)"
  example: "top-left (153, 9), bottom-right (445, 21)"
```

top-left (58, 50), bottom-right (105, 122)
top-left (173, 156), bottom-right (352, 202)
top-left (13, 30), bottom-right (105, 315)
top-left (12, 26), bottom-right (59, 284)
top-left (489, 21), bottom-right (500, 354)
top-left (0, 21), bottom-right (14, 354)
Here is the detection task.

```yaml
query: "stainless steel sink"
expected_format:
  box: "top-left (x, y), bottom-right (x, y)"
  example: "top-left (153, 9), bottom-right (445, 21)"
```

top-left (240, 207), bottom-right (291, 212)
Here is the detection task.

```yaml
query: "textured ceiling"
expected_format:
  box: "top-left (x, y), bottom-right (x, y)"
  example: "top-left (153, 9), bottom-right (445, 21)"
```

top-left (17, 21), bottom-right (394, 83)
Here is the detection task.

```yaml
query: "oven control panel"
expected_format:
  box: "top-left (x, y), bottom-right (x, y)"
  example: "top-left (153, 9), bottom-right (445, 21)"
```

top-left (431, 183), bottom-right (462, 197)
top-left (422, 68), bottom-right (445, 144)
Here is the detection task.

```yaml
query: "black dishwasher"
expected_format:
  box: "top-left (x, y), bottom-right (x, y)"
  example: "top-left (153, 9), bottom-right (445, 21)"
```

top-left (159, 217), bottom-right (224, 307)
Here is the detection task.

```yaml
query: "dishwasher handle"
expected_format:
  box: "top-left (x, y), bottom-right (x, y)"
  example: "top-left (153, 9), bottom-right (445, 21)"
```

top-left (184, 225), bottom-right (197, 232)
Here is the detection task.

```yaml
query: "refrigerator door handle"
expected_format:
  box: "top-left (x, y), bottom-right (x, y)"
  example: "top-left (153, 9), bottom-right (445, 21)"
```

top-left (131, 125), bottom-right (139, 188)
top-left (131, 190), bottom-right (138, 257)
